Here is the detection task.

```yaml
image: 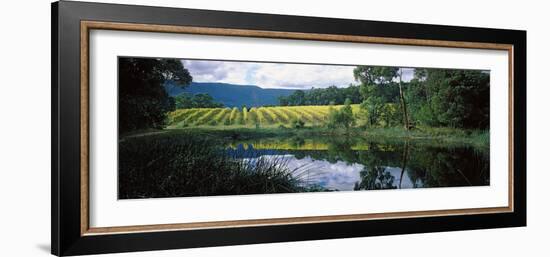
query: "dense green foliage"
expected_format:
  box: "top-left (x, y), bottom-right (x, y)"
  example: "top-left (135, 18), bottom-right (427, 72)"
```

top-left (354, 66), bottom-right (401, 102)
top-left (354, 66), bottom-right (411, 129)
top-left (327, 99), bottom-right (355, 130)
top-left (353, 66), bottom-right (490, 130)
top-left (278, 85), bottom-right (361, 106)
top-left (407, 69), bottom-right (490, 129)
top-left (174, 92), bottom-right (224, 109)
top-left (119, 58), bottom-right (192, 133)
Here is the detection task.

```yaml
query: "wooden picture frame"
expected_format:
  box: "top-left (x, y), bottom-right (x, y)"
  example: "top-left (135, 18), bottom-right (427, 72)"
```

top-left (52, 1), bottom-right (526, 256)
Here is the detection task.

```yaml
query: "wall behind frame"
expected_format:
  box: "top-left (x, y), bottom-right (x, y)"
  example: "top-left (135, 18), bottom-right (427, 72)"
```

top-left (0, 0), bottom-right (546, 256)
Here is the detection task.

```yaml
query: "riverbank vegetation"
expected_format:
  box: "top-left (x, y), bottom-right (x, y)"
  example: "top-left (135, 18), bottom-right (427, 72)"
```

top-left (119, 133), bottom-right (328, 199)
top-left (155, 126), bottom-right (488, 149)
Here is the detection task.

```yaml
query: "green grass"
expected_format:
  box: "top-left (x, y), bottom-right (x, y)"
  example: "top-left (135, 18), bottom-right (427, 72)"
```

top-left (159, 125), bottom-right (489, 149)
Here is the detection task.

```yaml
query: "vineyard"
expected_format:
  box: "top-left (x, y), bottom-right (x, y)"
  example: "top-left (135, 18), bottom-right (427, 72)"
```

top-left (167, 105), bottom-right (361, 128)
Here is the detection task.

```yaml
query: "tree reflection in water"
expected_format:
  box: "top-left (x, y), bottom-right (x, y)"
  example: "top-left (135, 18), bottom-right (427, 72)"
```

top-left (228, 136), bottom-right (489, 191)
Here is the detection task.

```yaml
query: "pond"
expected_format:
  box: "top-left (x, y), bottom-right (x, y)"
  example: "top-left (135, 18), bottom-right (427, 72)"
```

top-left (227, 136), bottom-right (489, 192)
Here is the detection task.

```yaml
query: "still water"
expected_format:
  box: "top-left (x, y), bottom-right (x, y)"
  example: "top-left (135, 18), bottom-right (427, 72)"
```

top-left (227, 137), bottom-right (489, 191)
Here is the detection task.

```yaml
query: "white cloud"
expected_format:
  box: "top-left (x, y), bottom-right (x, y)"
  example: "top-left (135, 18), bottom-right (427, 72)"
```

top-left (181, 60), bottom-right (253, 85)
top-left (182, 59), bottom-right (356, 89)
top-left (250, 63), bottom-right (356, 89)
top-left (181, 59), bottom-right (415, 89)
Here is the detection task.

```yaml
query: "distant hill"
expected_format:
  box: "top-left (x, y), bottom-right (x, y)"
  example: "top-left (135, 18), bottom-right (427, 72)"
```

top-left (164, 82), bottom-right (297, 107)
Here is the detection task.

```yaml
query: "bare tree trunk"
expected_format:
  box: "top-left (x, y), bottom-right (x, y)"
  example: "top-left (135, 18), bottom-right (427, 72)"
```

top-left (398, 69), bottom-right (410, 130)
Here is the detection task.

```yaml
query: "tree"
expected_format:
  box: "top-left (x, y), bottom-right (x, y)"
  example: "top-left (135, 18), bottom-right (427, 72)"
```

top-left (359, 96), bottom-right (384, 127)
top-left (278, 96), bottom-right (289, 106)
top-left (340, 98), bottom-right (355, 130)
top-left (119, 58), bottom-right (192, 133)
top-left (192, 93), bottom-right (223, 108)
top-left (293, 90), bottom-right (306, 105)
top-left (412, 69), bottom-right (489, 129)
top-left (354, 66), bottom-right (411, 130)
top-left (174, 93), bottom-right (194, 109)
top-left (174, 93), bottom-right (223, 109)
top-left (405, 72), bottom-right (434, 126)
top-left (397, 69), bottom-right (411, 129)
top-left (327, 106), bottom-right (339, 130)
top-left (353, 66), bottom-right (397, 87)
top-left (278, 85), bottom-right (362, 106)
top-left (327, 99), bottom-right (355, 131)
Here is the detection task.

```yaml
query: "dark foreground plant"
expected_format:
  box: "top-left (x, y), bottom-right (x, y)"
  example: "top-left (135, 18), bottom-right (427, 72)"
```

top-left (118, 133), bottom-right (324, 199)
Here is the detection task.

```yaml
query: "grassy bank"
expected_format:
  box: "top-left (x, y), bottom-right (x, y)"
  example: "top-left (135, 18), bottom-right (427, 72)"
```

top-left (118, 133), bottom-right (327, 199)
top-left (163, 125), bottom-right (489, 149)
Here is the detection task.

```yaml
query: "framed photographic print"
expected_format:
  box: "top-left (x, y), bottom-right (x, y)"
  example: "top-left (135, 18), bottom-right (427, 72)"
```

top-left (51, 1), bottom-right (526, 256)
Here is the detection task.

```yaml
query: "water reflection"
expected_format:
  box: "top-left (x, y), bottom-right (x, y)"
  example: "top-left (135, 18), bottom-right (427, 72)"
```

top-left (227, 137), bottom-right (489, 191)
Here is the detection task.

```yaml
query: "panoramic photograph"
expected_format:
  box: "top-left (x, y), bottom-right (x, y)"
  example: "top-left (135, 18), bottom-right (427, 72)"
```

top-left (118, 57), bottom-right (490, 199)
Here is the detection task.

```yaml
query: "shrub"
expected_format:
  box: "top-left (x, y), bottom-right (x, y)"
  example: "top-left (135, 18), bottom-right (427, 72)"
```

top-left (327, 99), bottom-right (355, 130)
top-left (292, 118), bottom-right (305, 129)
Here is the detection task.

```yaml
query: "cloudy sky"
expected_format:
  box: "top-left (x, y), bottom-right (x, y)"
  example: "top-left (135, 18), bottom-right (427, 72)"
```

top-left (181, 59), bottom-right (414, 89)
